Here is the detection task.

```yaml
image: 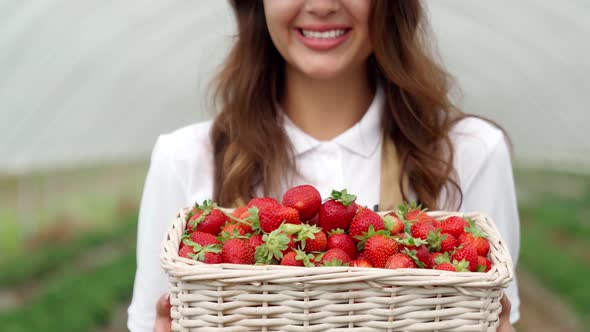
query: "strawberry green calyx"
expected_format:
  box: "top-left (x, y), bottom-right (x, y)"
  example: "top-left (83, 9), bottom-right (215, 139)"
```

top-left (397, 201), bottom-right (423, 217)
top-left (402, 248), bottom-right (426, 268)
top-left (426, 229), bottom-right (445, 252)
top-left (255, 229), bottom-right (290, 264)
top-left (182, 238), bottom-right (200, 248)
top-left (394, 234), bottom-right (428, 248)
top-left (242, 207), bottom-right (262, 234)
top-left (383, 215), bottom-right (398, 231)
top-left (313, 251), bottom-right (326, 262)
top-left (188, 244), bottom-right (221, 262)
top-left (453, 259), bottom-right (470, 272)
top-left (280, 224), bottom-right (320, 249)
top-left (294, 249), bottom-right (315, 267)
top-left (321, 258), bottom-right (349, 267)
top-left (329, 189), bottom-right (357, 206)
top-left (218, 229), bottom-right (250, 242)
top-left (279, 223), bottom-right (304, 235)
top-left (464, 219), bottom-right (487, 238)
top-left (355, 225), bottom-right (390, 251)
top-left (328, 228), bottom-right (346, 236)
top-left (433, 252), bottom-right (451, 265)
top-left (187, 200), bottom-right (216, 229)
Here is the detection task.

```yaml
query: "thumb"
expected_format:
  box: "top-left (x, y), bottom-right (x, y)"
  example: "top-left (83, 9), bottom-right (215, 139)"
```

top-left (156, 294), bottom-right (172, 318)
top-left (155, 294), bottom-right (172, 332)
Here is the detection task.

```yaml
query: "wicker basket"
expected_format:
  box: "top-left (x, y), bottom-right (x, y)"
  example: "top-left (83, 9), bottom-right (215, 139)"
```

top-left (161, 210), bottom-right (513, 332)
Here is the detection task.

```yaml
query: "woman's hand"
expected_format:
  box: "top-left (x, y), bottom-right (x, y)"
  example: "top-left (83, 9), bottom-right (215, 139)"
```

top-left (497, 295), bottom-right (515, 332)
top-left (155, 294), bottom-right (172, 332)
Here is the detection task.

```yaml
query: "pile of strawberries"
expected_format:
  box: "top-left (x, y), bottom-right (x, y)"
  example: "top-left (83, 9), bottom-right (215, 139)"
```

top-left (178, 185), bottom-right (493, 272)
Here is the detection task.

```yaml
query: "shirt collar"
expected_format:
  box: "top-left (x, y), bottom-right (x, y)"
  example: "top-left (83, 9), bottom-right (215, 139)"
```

top-left (281, 85), bottom-right (384, 159)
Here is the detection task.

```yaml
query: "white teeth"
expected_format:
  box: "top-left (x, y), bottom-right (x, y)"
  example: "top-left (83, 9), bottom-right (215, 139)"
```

top-left (301, 29), bottom-right (346, 39)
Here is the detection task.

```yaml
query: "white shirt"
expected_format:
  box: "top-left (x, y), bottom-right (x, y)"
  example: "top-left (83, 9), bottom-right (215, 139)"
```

top-left (127, 89), bottom-right (521, 331)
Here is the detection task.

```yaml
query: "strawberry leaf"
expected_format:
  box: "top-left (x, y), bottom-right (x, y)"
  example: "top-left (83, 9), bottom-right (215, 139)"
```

top-left (294, 249), bottom-right (315, 267)
top-left (402, 248), bottom-right (425, 268)
top-left (330, 189), bottom-right (356, 206)
top-left (255, 229), bottom-right (290, 264)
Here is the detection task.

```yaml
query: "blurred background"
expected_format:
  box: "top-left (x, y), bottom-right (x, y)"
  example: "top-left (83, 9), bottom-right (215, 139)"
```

top-left (0, 1), bottom-right (589, 331)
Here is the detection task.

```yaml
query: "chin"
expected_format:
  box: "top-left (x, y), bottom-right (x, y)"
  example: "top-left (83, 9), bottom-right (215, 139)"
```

top-left (296, 61), bottom-right (349, 81)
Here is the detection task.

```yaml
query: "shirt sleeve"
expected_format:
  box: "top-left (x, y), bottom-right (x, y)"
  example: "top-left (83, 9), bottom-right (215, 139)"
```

top-left (127, 135), bottom-right (188, 332)
top-left (460, 136), bottom-right (521, 324)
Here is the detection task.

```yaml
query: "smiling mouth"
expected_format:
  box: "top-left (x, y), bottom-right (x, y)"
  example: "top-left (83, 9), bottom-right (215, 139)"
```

top-left (298, 28), bottom-right (351, 39)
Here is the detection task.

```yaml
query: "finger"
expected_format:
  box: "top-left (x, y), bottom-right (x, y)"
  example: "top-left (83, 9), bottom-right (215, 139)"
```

top-left (500, 295), bottom-right (511, 316)
top-left (156, 294), bottom-right (172, 318)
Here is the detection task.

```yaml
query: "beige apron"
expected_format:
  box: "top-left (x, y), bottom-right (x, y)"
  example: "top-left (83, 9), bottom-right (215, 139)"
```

top-left (378, 135), bottom-right (408, 212)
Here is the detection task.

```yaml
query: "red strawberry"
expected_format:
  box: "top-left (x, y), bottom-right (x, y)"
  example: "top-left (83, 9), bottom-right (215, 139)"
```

top-left (383, 212), bottom-right (405, 235)
top-left (180, 247), bottom-right (222, 264)
top-left (452, 245), bottom-right (478, 272)
top-left (280, 224), bottom-right (326, 253)
top-left (440, 233), bottom-right (458, 253)
top-left (178, 245), bottom-right (194, 258)
top-left (459, 223), bottom-right (490, 257)
top-left (248, 234), bottom-right (264, 250)
top-left (411, 220), bottom-right (436, 241)
top-left (477, 256), bottom-right (492, 272)
top-left (304, 230), bottom-right (327, 253)
top-left (414, 245), bottom-right (433, 269)
top-left (349, 208), bottom-right (385, 243)
top-left (220, 222), bottom-right (252, 239)
top-left (318, 189), bottom-right (358, 232)
top-left (460, 233), bottom-right (490, 257)
top-left (440, 216), bottom-right (470, 239)
top-left (364, 235), bottom-right (398, 268)
top-left (351, 259), bottom-right (373, 268)
top-left (418, 213), bottom-right (439, 226)
top-left (426, 229), bottom-right (457, 253)
top-left (188, 231), bottom-right (219, 246)
top-left (319, 248), bottom-right (351, 266)
top-left (398, 202), bottom-right (424, 222)
top-left (180, 241), bottom-right (222, 264)
top-left (186, 201), bottom-right (230, 235)
top-left (190, 247), bottom-right (223, 264)
top-left (328, 229), bottom-right (358, 260)
top-left (435, 263), bottom-right (456, 271)
top-left (221, 238), bottom-right (254, 264)
top-left (357, 250), bottom-right (369, 261)
top-left (307, 213), bottom-right (320, 226)
top-left (281, 251), bottom-right (304, 266)
top-left (281, 249), bottom-right (314, 266)
top-left (385, 253), bottom-right (417, 269)
top-left (258, 205), bottom-right (300, 233)
top-left (282, 185), bottom-right (322, 222)
top-left (247, 197), bottom-right (280, 209)
top-left (232, 206), bottom-right (248, 218)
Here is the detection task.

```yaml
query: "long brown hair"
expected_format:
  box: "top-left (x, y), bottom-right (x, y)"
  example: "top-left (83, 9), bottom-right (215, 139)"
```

top-left (211, 0), bottom-right (492, 209)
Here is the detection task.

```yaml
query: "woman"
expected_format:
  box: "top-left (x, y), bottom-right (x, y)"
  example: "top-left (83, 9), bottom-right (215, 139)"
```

top-left (128, 1), bottom-right (520, 331)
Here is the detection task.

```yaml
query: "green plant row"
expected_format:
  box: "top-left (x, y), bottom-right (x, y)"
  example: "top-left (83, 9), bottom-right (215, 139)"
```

top-left (0, 249), bottom-right (136, 332)
top-left (0, 214), bottom-right (137, 287)
top-left (519, 208), bottom-right (590, 325)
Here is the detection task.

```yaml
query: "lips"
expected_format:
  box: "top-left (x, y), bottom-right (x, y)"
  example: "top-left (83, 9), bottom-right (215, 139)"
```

top-left (295, 25), bottom-right (352, 51)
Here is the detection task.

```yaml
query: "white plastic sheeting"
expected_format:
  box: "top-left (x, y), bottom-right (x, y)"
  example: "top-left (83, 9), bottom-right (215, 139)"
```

top-left (1, 0), bottom-right (589, 174)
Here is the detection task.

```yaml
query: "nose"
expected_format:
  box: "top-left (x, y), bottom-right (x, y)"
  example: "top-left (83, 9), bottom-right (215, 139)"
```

top-left (304, 0), bottom-right (340, 18)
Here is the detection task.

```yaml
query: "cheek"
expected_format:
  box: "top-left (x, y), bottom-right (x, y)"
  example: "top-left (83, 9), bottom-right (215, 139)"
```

top-left (263, 1), bottom-right (300, 56)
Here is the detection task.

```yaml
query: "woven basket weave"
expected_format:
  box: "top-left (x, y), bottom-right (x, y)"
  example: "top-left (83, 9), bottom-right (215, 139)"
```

top-left (161, 210), bottom-right (513, 332)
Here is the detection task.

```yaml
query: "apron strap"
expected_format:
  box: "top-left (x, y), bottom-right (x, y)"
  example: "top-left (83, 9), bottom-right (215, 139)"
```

top-left (378, 134), bottom-right (407, 211)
